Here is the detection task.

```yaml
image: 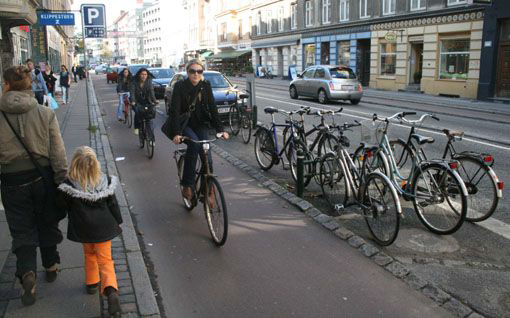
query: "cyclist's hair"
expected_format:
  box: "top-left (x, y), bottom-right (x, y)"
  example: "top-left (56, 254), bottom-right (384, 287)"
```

top-left (68, 146), bottom-right (102, 191)
top-left (186, 59), bottom-right (204, 72)
top-left (3, 66), bottom-right (32, 91)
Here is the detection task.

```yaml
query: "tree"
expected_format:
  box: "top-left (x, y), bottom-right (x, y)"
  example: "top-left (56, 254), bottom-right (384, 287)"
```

top-left (100, 44), bottom-right (112, 61)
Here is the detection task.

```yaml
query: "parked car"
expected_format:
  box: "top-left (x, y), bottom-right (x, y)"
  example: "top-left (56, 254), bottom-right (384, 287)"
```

top-left (148, 68), bottom-right (175, 99)
top-left (128, 64), bottom-right (150, 76)
top-left (94, 64), bottom-right (108, 75)
top-left (106, 66), bottom-right (120, 84)
top-left (164, 71), bottom-right (246, 122)
top-left (289, 65), bottom-right (363, 105)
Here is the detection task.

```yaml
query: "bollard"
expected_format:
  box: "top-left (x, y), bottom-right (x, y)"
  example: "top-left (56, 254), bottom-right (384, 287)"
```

top-left (252, 104), bottom-right (258, 128)
top-left (296, 149), bottom-right (304, 198)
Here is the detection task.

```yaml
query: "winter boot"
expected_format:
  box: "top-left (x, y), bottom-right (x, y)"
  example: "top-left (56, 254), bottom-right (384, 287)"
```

top-left (105, 286), bottom-right (121, 317)
top-left (21, 271), bottom-right (36, 306)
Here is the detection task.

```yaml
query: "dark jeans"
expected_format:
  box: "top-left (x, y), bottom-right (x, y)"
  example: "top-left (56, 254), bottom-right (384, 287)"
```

top-left (1, 170), bottom-right (62, 280)
top-left (34, 91), bottom-right (44, 105)
top-left (73, 72), bottom-right (77, 82)
top-left (182, 126), bottom-right (213, 187)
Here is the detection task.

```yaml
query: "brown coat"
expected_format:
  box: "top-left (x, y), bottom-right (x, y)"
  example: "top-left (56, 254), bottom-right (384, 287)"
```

top-left (0, 90), bottom-right (67, 183)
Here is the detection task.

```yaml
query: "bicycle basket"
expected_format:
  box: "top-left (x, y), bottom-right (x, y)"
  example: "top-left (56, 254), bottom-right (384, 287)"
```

top-left (360, 120), bottom-right (385, 145)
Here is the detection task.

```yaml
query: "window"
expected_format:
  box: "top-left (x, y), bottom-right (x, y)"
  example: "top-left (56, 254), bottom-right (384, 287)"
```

top-left (305, 0), bottom-right (313, 27)
top-left (329, 67), bottom-right (356, 79)
top-left (220, 22), bottom-right (227, 41)
top-left (337, 41), bottom-right (350, 66)
top-left (266, 10), bottom-right (272, 33)
top-left (304, 44), bottom-right (316, 67)
top-left (380, 43), bottom-right (396, 75)
top-left (257, 11), bottom-right (262, 35)
top-left (411, 0), bottom-right (425, 10)
top-left (291, 4), bottom-right (297, 29)
top-left (339, 0), bottom-right (349, 22)
top-left (360, 0), bottom-right (369, 18)
top-left (278, 7), bottom-right (284, 31)
top-left (303, 67), bottom-right (315, 78)
top-left (447, 0), bottom-right (467, 5)
top-left (322, 0), bottom-right (331, 24)
top-left (382, 0), bottom-right (396, 15)
top-left (314, 67), bottom-right (326, 78)
top-left (439, 39), bottom-right (470, 80)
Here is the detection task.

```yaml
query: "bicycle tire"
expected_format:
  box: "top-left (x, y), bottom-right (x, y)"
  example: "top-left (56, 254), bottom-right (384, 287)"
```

top-left (283, 125), bottom-right (306, 149)
top-left (138, 126), bottom-right (145, 149)
top-left (123, 100), bottom-right (129, 125)
top-left (240, 115), bottom-right (252, 144)
top-left (203, 176), bottom-right (228, 246)
top-left (254, 128), bottom-right (275, 171)
top-left (412, 163), bottom-right (467, 235)
top-left (317, 133), bottom-right (340, 157)
top-left (361, 172), bottom-right (400, 246)
top-left (352, 145), bottom-right (389, 176)
top-left (177, 156), bottom-right (195, 211)
top-left (145, 122), bottom-right (155, 159)
top-left (319, 153), bottom-right (348, 212)
top-left (456, 157), bottom-right (498, 222)
top-left (229, 105), bottom-right (240, 136)
top-left (127, 106), bottom-right (133, 128)
top-left (288, 139), bottom-right (313, 187)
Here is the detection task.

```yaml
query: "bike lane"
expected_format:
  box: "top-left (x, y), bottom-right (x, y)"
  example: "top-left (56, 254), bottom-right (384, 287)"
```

top-left (92, 75), bottom-right (452, 318)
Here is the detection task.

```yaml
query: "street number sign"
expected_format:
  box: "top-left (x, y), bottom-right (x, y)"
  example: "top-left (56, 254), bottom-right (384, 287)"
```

top-left (37, 12), bottom-right (75, 25)
top-left (81, 4), bottom-right (106, 38)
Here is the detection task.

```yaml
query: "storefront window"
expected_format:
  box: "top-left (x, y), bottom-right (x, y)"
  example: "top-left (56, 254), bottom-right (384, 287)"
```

top-left (337, 41), bottom-right (350, 66)
top-left (500, 19), bottom-right (510, 42)
top-left (439, 39), bottom-right (469, 80)
top-left (304, 44), bottom-right (316, 67)
top-left (380, 43), bottom-right (396, 75)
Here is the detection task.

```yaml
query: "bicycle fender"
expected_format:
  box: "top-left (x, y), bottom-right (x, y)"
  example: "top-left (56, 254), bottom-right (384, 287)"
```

top-left (419, 161), bottom-right (469, 197)
top-left (451, 154), bottom-right (501, 197)
top-left (371, 171), bottom-right (403, 216)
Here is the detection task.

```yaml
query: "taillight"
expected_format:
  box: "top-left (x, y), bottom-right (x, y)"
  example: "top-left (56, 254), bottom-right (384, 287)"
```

top-left (483, 155), bottom-right (493, 163)
top-left (358, 84), bottom-right (363, 92)
top-left (449, 162), bottom-right (458, 169)
top-left (498, 182), bottom-right (504, 190)
top-left (367, 151), bottom-right (373, 158)
top-left (329, 81), bottom-right (335, 91)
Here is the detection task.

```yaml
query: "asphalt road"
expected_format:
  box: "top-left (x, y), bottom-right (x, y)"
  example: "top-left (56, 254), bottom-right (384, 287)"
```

top-left (91, 75), bottom-right (453, 318)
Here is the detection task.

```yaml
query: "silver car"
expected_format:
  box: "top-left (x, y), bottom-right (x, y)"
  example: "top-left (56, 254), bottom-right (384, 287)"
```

top-left (289, 65), bottom-right (363, 105)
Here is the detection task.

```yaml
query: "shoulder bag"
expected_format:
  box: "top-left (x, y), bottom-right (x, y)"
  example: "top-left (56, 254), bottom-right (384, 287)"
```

top-left (161, 82), bottom-right (202, 140)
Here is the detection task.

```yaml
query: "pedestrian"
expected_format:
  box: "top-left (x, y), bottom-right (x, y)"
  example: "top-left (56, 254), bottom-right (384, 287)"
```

top-left (116, 68), bottom-right (132, 121)
top-left (59, 65), bottom-right (71, 104)
top-left (57, 146), bottom-right (122, 317)
top-left (42, 64), bottom-right (57, 97)
top-left (71, 64), bottom-right (78, 82)
top-left (26, 59), bottom-right (48, 105)
top-left (0, 66), bottom-right (68, 306)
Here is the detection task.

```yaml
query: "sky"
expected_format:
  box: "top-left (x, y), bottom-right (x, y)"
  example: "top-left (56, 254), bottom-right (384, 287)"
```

top-left (71, 0), bottom-right (140, 29)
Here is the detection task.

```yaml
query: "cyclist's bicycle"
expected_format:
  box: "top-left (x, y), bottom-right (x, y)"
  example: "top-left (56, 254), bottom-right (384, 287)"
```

top-left (353, 112), bottom-right (469, 235)
top-left (228, 93), bottom-right (252, 144)
top-left (319, 121), bottom-right (402, 246)
top-left (390, 114), bottom-right (503, 222)
top-left (120, 92), bottom-right (132, 128)
top-left (174, 134), bottom-right (228, 246)
top-left (137, 103), bottom-right (156, 159)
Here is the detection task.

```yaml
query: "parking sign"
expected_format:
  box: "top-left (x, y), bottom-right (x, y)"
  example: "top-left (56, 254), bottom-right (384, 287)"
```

top-left (81, 4), bottom-right (106, 38)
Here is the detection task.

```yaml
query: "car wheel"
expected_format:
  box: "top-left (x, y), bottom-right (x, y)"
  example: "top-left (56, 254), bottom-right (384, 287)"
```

top-left (318, 89), bottom-right (329, 104)
top-left (350, 98), bottom-right (361, 105)
top-left (289, 86), bottom-right (298, 99)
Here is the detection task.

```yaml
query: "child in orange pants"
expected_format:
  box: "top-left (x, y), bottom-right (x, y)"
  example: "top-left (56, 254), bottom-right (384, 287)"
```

top-left (58, 146), bottom-right (123, 317)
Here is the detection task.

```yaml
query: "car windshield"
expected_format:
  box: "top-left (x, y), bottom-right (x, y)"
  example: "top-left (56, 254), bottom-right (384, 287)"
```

top-left (204, 73), bottom-right (230, 88)
top-left (150, 69), bottom-right (174, 79)
top-left (129, 65), bottom-right (149, 75)
top-left (329, 67), bottom-right (356, 79)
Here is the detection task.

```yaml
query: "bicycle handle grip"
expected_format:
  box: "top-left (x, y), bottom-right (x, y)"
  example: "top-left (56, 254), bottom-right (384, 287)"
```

top-left (402, 112), bottom-right (417, 117)
top-left (335, 107), bottom-right (344, 113)
top-left (431, 115), bottom-right (440, 121)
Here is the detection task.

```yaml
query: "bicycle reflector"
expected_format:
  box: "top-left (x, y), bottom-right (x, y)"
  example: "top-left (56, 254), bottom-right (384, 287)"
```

top-left (329, 81), bottom-right (335, 91)
top-left (367, 151), bottom-right (373, 158)
top-left (449, 162), bottom-right (458, 169)
top-left (358, 84), bottom-right (363, 92)
top-left (498, 181), bottom-right (504, 190)
top-left (483, 155), bottom-right (493, 163)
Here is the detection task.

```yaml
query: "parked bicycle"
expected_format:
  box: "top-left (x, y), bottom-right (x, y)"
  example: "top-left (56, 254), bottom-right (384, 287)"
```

top-left (228, 92), bottom-right (252, 144)
top-left (174, 134), bottom-right (228, 246)
top-left (352, 112), bottom-right (468, 235)
top-left (389, 114), bottom-right (503, 222)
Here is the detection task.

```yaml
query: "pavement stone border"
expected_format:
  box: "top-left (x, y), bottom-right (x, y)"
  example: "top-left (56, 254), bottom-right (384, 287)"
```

top-left (88, 78), bottom-right (161, 318)
top-left (209, 142), bottom-right (486, 318)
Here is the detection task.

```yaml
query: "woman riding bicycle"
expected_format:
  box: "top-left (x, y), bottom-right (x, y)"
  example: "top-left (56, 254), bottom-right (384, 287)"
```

top-left (169, 59), bottom-right (229, 201)
top-left (116, 68), bottom-right (132, 121)
top-left (130, 68), bottom-right (157, 136)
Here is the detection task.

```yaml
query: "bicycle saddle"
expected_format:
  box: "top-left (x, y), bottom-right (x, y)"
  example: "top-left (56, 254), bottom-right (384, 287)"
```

top-left (264, 107), bottom-right (278, 114)
top-left (442, 129), bottom-right (464, 138)
top-left (239, 93), bottom-right (249, 99)
top-left (411, 133), bottom-right (434, 145)
top-left (295, 109), bottom-right (308, 115)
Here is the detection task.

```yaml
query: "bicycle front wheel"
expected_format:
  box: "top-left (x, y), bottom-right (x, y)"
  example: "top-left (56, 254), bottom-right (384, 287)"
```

top-left (319, 153), bottom-right (348, 212)
top-left (138, 126), bottom-right (145, 149)
top-left (412, 164), bottom-right (467, 235)
top-left (204, 177), bottom-right (228, 246)
top-left (456, 157), bottom-right (498, 222)
top-left (254, 129), bottom-right (275, 170)
top-left (288, 140), bottom-right (313, 187)
top-left (389, 139), bottom-right (414, 180)
top-left (240, 115), bottom-right (252, 144)
top-left (229, 105), bottom-right (240, 136)
top-left (361, 173), bottom-right (400, 246)
top-left (145, 121), bottom-right (154, 159)
top-left (353, 145), bottom-right (389, 176)
top-left (127, 105), bottom-right (133, 128)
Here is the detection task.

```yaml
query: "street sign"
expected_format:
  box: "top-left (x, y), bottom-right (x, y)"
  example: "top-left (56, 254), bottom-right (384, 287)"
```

top-left (81, 4), bottom-right (106, 38)
top-left (37, 12), bottom-right (75, 25)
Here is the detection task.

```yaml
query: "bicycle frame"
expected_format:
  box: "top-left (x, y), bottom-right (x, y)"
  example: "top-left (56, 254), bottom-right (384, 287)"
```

top-left (268, 113), bottom-right (299, 161)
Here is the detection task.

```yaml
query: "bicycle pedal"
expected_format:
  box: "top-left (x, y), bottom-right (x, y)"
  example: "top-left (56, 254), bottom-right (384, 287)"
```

top-left (334, 204), bottom-right (345, 213)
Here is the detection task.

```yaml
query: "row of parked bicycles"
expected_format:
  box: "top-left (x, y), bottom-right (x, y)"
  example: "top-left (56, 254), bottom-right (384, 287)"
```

top-left (250, 106), bottom-right (504, 246)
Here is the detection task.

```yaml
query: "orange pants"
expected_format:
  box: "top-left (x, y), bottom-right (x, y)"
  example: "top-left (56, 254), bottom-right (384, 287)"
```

top-left (83, 241), bottom-right (118, 294)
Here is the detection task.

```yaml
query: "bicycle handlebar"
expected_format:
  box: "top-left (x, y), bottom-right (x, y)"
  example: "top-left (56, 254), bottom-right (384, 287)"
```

top-left (372, 111), bottom-right (416, 122)
top-left (400, 113), bottom-right (440, 125)
top-left (180, 133), bottom-right (225, 144)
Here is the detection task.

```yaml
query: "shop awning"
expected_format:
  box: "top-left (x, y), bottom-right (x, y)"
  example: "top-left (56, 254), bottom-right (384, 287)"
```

top-left (200, 51), bottom-right (214, 59)
top-left (206, 50), bottom-right (252, 60)
top-left (251, 34), bottom-right (301, 49)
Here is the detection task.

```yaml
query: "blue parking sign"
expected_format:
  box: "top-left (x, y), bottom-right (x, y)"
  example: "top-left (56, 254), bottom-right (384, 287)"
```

top-left (81, 4), bottom-right (106, 38)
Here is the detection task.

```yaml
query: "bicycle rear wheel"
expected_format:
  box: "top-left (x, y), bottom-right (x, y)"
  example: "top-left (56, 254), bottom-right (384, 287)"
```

top-left (389, 139), bottom-right (414, 180)
top-left (288, 139), bottom-right (313, 187)
top-left (145, 121), bottom-right (154, 159)
top-left (412, 163), bottom-right (467, 235)
top-left (127, 105), bottom-right (133, 128)
top-left (352, 145), bottom-right (389, 176)
top-left (229, 105), bottom-right (240, 136)
top-left (254, 129), bottom-right (275, 170)
top-left (361, 173), bottom-right (400, 246)
top-left (123, 100), bottom-right (129, 125)
top-left (138, 125), bottom-right (145, 149)
top-left (240, 114), bottom-right (252, 144)
top-left (319, 153), bottom-right (348, 212)
top-left (203, 176), bottom-right (228, 246)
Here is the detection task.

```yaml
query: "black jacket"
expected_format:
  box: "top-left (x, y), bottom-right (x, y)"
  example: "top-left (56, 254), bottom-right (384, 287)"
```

top-left (57, 175), bottom-right (122, 243)
top-left (116, 72), bottom-right (132, 93)
top-left (130, 78), bottom-right (156, 107)
top-left (168, 79), bottom-right (223, 138)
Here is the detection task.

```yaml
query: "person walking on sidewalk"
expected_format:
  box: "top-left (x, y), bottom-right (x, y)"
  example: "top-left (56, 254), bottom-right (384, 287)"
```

top-left (130, 68), bottom-right (157, 135)
top-left (59, 65), bottom-right (71, 104)
top-left (26, 59), bottom-right (48, 105)
top-left (0, 66), bottom-right (68, 306)
top-left (57, 146), bottom-right (122, 317)
top-left (43, 65), bottom-right (57, 97)
top-left (71, 64), bottom-right (78, 82)
top-left (169, 59), bottom-right (229, 202)
top-left (116, 68), bottom-right (132, 121)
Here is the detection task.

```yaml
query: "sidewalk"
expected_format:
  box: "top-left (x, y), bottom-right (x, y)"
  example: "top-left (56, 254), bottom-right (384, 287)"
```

top-left (0, 78), bottom-right (159, 317)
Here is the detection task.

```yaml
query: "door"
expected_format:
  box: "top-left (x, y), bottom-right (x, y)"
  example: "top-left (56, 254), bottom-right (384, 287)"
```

top-left (409, 42), bottom-right (423, 85)
top-left (321, 42), bottom-right (330, 65)
top-left (496, 45), bottom-right (510, 98)
top-left (312, 67), bottom-right (327, 97)
top-left (299, 67), bottom-right (316, 96)
top-left (356, 39), bottom-right (370, 87)
top-left (277, 47), bottom-right (284, 77)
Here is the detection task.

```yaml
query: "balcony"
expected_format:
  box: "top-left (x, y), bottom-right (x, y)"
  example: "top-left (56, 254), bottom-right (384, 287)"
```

top-left (0, 0), bottom-right (39, 27)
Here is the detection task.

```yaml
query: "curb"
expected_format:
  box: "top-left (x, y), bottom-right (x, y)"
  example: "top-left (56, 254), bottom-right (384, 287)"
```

top-left (88, 78), bottom-right (161, 317)
top-left (209, 142), bottom-right (485, 318)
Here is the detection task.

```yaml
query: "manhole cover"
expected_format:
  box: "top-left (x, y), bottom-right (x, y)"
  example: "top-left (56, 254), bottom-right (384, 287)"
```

top-left (394, 229), bottom-right (460, 253)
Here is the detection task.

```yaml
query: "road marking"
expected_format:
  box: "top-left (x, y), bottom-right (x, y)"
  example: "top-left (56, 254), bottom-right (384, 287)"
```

top-left (257, 96), bottom-right (510, 152)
